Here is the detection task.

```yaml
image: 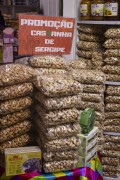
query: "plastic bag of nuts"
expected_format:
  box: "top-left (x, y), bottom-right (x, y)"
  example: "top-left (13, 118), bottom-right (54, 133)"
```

top-left (104, 126), bottom-right (120, 132)
top-left (71, 69), bottom-right (106, 85)
top-left (102, 65), bottom-right (120, 75)
top-left (34, 74), bottom-right (82, 97)
top-left (82, 93), bottom-right (104, 102)
top-left (15, 57), bottom-right (29, 66)
top-left (106, 86), bottom-right (120, 96)
top-left (77, 41), bottom-right (101, 50)
top-left (105, 103), bottom-right (120, 112)
top-left (0, 109), bottom-right (31, 129)
top-left (35, 68), bottom-right (67, 75)
top-left (104, 28), bottom-right (120, 39)
top-left (37, 135), bottom-right (81, 152)
top-left (35, 105), bottom-right (80, 126)
top-left (104, 57), bottom-right (120, 65)
top-left (104, 38), bottom-right (120, 49)
top-left (0, 134), bottom-right (32, 154)
top-left (43, 159), bottom-right (78, 173)
top-left (102, 157), bottom-right (119, 166)
top-left (0, 96), bottom-right (32, 115)
top-left (77, 57), bottom-right (93, 68)
top-left (103, 171), bottom-right (118, 178)
top-left (104, 135), bottom-right (120, 143)
top-left (0, 64), bottom-right (35, 87)
top-left (104, 142), bottom-right (120, 151)
top-left (83, 84), bottom-right (105, 94)
top-left (91, 51), bottom-right (104, 70)
top-left (78, 32), bottom-right (102, 42)
top-left (0, 83), bottom-right (33, 101)
top-left (106, 74), bottom-right (120, 82)
top-left (105, 112), bottom-right (120, 119)
top-left (43, 150), bottom-right (78, 162)
top-left (29, 55), bottom-right (68, 69)
top-left (77, 24), bottom-right (105, 34)
top-left (68, 59), bottom-right (87, 70)
top-left (96, 112), bottom-right (105, 121)
top-left (0, 120), bottom-right (32, 143)
top-left (104, 49), bottom-right (120, 57)
top-left (104, 119), bottom-right (120, 126)
top-left (103, 165), bottom-right (118, 173)
top-left (76, 50), bottom-right (93, 59)
top-left (35, 92), bottom-right (81, 110)
top-left (106, 96), bottom-right (120, 103)
top-left (102, 150), bottom-right (120, 158)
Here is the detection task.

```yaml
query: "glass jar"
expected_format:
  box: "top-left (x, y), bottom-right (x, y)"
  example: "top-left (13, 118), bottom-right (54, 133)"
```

top-left (104, 0), bottom-right (119, 21)
top-left (91, 0), bottom-right (104, 20)
top-left (80, 0), bottom-right (91, 20)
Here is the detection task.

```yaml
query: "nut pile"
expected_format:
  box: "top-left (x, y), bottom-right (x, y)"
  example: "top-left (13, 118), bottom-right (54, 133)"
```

top-left (0, 64), bottom-right (35, 157)
top-left (31, 55), bottom-right (81, 172)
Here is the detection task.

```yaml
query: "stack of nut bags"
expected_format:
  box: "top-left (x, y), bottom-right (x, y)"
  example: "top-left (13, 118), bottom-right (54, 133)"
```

top-left (29, 55), bottom-right (82, 173)
top-left (77, 24), bottom-right (105, 71)
top-left (71, 69), bottom-right (106, 150)
top-left (103, 27), bottom-right (120, 82)
top-left (0, 64), bottom-right (36, 164)
top-left (102, 85), bottom-right (120, 178)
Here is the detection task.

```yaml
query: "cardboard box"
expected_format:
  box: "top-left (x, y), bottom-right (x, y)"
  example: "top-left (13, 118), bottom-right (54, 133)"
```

top-left (5, 146), bottom-right (42, 176)
top-left (77, 127), bottom-right (98, 147)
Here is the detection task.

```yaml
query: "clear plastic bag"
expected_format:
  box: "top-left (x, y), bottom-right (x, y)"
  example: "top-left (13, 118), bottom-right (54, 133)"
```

top-left (29, 55), bottom-right (67, 69)
top-left (35, 105), bottom-right (80, 126)
top-left (104, 135), bottom-right (120, 143)
top-left (105, 112), bottom-right (120, 119)
top-left (106, 86), bottom-right (120, 96)
top-left (103, 165), bottom-right (118, 173)
top-left (96, 112), bottom-right (105, 121)
top-left (77, 57), bottom-right (93, 69)
top-left (35, 68), bottom-right (67, 75)
top-left (35, 92), bottom-right (81, 110)
top-left (104, 57), bottom-right (120, 65)
top-left (104, 28), bottom-right (120, 39)
top-left (102, 157), bottom-right (119, 166)
top-left (104, 49), bottom-right (120, 57)
top-left (102, 150), bottom-right (120, 158)
top-left (104, 38), bottom-right (120, 49)
top-left (71, 69), bottom-right (106, 85)
top-left (105, 103), bottom-right (120, 112)
top-left (68, 59), bottom-right (87, 70)
top-left (83, 84), bottom-right (105, 94)
top-left (43, 150), bottom-right (78, 162)
top-left (0, 109), bottom-right (31, 129)
top-left (104, 119), bottom-right (120, 126)
top-left (104, 142), bottom-right (120, 151)
top-left (0, 83), bottom-right (33, 101)
top-left (77, 41), bottom-right (101, 50)
top-left (0, 96), bottom-right (32, 115)
top-left (43, 160), bottom-right (78, 173)
top-left (104, 126), bottom-right (120, 133)
top-left (102, 65), bottom-right (120, 75)
top-left (0, 120), bottom-right (32, 143)
top-left (103, 171), bottom-right (118, 178)
top-left (78, 32), bottom-right (103, 42)
top-left (91, 51), bottom-right (104, 70)
top-left (106, 74), bottom-right (120, 82)
top-left (0, 134), bottom-right (32, 154)
top-left (106, 96), bottom-right (120, 103)
top-left (15, 57), bottom-right (29, 66)
top-left (77, 24), bottom-right (104, 34)
top-left (34, 74), bottom-right (82, 97)
top-left (82, 93), bottom-right (104, 102)
top-left (77, 50), bottom-right (92, 59)
top-left (0, 64), bottom-right (35, 86)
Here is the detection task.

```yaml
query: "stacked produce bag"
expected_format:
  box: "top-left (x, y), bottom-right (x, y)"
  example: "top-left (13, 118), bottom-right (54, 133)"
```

top-left (29, 56), bottom-right (81, 173)
top-left (102, 85), bottom-right (120, 178)
top-left (71, 69), bottom-right (106, 150)
top-left (77, 24), bottom-right (105, 70)
top-left (103, 28), bottom-right (120, 82)
top-left (0, 64), bottom-right (35, 166)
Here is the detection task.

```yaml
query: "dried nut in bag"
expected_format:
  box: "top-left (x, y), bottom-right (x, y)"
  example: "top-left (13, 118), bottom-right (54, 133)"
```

top-left (29, 56), bottom-right (67, 69)
top-left (35, 93), bottom-right (81, 110)
top-left (0, 109), bottom-right (31, 129)
top-left (77, 41), bottom-right (101, 50)
top-left (0, 83), bottom-right (33, 101)
top-left (95, 121), bottom-right (104, 127)
top-left (0, 96), bottom-right (32, 115)
top-left (104, 49), bottom-right (120, 57)
top-left (71, 70), bottom-right (106, 85)
top-left (104, 57), bottom-right (120, 65)
top-left (37, 136), bottom-right (81, 152)
top-left (35, 105), bottom-right (80, 126)
top-left (104, 39), bottom-right (120, 49)
top-left (34, 75), bottom-right (82, 97)
top-left (96, 112), bottom-right (105, 121)
top-left (105, 103), bottom-right (120, 112)
top-left (82, 93), bottom-right (103, 102)
top-left (104, 119), bottom-right (120, 126)
top-left (104, 28), bottom-right (120, 39)
top-left (103, 165), bottom-right (118, 173)
top-left (35, 68), bottom-right (67, 75)
top-left (43, 150), bottom-right (78, 162)
top-left (0, 134), bottom-right (32, 154)
top-left (103, 171), bottom-right (118, 178)
top-left (102, 150), bottom-right (120, 158)
top-left (106, 74), bottom-right (120, 82)
top-left (76, 50), bottom-right (92, 59)
top-left (0, 120), bottom-right (32, 143)
top-left (104, 126), bottom-right (120, 132)
top-left (0, 64), bottom-right (35, 86)
top-left (106, 86), bottom-right (120, 96)
top-left (91, 51), bottom-right (103, 70)
top-left (68, 60), bottom-right (87, 70)
top-left (77, 24), bottom-right (104, 34)
top-left (105, 112), bottom-right (120, 119)
top-left (102, 157), bottom-right (119, 166)
top-left (104, 135), bottom-right (120, 143)
top-left (83, 84), bottom-right (105, 94)
top-left (77, 101), bottom-right (104, 113)
top-left (78, 32), bottom-right (102, 42)
top-left (106, 96), bottom-right (120, 103)
top-left (77, 58), bottom-right (93, 68)
top-left (102, 65), bottom-right (120, 75)
top-left (104, 142), bottom-right (120, 151)
top-left (43, 160), bottom-right (78, 173)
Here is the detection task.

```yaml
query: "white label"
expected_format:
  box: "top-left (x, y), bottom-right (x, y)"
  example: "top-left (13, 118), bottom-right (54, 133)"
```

top-left (104, 3), bottom-right (118, 16)
top-left (91, 4), bottom-right (104, 16)
top-left (80, 4), bottom-right (88, 16)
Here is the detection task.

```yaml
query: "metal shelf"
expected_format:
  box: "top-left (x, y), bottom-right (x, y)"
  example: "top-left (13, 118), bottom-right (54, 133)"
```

top-left (0, 5), bottom-right (37, 8)
top-left (103, 132), bottom-right (120, 136)
top-left (105, 81), bottom-right (120, 86)
top-left (77, 21), bottom-right (120, 25)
